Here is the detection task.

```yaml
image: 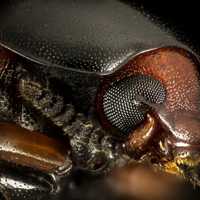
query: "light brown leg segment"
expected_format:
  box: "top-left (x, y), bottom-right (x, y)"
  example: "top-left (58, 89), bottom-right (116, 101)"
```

top-left (125, 113), bottom-right (158, 158)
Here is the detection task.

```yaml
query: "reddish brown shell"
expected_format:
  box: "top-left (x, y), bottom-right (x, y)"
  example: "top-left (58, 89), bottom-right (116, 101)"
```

top-left (0, 47), bottom-right (15, 74)
top-left (96, 47), bottom-right (200, 132)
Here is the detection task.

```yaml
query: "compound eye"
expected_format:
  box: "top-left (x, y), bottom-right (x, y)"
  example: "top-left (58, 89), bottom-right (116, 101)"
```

top-left (103, 75), bottom-right (166, 134)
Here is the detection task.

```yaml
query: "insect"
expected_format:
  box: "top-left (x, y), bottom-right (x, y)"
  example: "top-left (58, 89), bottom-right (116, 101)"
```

top-left (0, 0), bottom-right (200, 199)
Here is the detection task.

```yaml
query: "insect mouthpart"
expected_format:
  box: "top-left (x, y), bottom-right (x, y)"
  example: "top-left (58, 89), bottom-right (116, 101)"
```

top-left (162, 149), bottom-right (200, 186)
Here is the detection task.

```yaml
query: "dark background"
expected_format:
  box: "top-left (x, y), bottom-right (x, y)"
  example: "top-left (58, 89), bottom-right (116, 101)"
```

top-left (122, 0), bottom-right (200, 53)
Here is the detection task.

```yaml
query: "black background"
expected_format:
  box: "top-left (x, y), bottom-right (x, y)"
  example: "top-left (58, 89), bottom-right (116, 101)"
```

top-left (122, 0), bottom-right (200, 53)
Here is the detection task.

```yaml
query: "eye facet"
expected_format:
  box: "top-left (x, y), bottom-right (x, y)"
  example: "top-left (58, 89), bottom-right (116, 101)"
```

top-left (103, 75), bottom-right (166, 134)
